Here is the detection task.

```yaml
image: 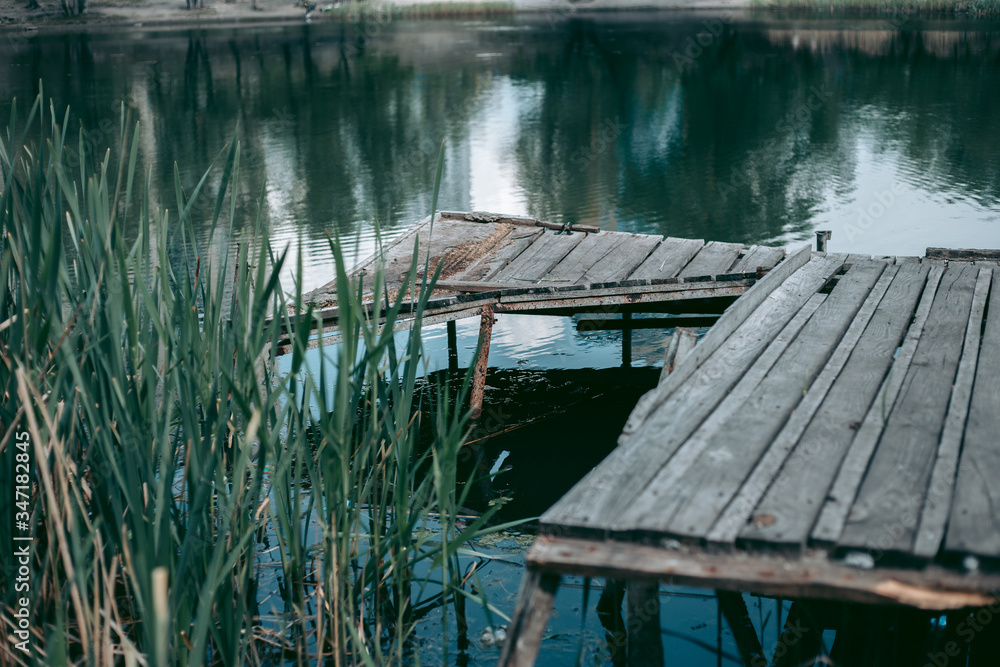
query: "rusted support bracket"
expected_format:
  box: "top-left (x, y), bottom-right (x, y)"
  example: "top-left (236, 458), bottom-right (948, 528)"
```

top-left (470, 305), bottom-right (495, 419)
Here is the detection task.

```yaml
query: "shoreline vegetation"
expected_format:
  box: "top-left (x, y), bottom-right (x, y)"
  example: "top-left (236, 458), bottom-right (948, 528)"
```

top-left (1, 0), bottom-right (999, 34)
top-left (0, 94), bottom-right (521, 665)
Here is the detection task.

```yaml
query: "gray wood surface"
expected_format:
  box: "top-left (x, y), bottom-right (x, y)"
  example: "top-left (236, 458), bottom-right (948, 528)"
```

top-left (678, 241), bottom-right (745, 278)
top-left (546, 232), bottom-right (628, 284)
top-left (811, 266), bottom-right (946, 544)
top-left (945, 270), bottom-right (1000, 558)
top-left (465, 227), bottom-right (543, 281)
top-left (455, 225), bottom-right (544, 282)
top-left (542, 254), bottom-right (841, 532)
top-left (627, 262), bottom-right (886, 539)
top-left (737, 262), bottom-right (931, 548)
top-left (622, 245), bottom-right (815, 436)
top-left (713, 262), bottom-right (901, 546)
top-left (629, 237), bottom-right (704, 280)
top-left (491, 230), bottom-right (587, 284)
top-left (613, 292), bottom-right (827, 536)
top-left (579, 234), bottom-right (663, 284)
top-left (729, 245), bottom-right (786, 274)
top-left (914, 268), bottom-right (992, 559)
top-left (838, 263), bottom-right (979, 555)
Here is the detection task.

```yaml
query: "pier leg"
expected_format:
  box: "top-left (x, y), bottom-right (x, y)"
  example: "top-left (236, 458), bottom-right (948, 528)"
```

top-left (447, 319), bottom-right (459, 372)
top-left (498, 569), bottom-right (560, 667)
top-left (622, 312), bottom-right (632, 368)
top-left (717, 591), bottom-right (765, 667)
top-left (626, 579), bottom-right (663, 667)
top-left (470, 306), bottom-right (495, 419)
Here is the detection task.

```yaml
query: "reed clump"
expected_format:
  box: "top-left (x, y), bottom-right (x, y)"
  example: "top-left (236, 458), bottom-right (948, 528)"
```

top-left (0, 92), bottom-right (513, 666)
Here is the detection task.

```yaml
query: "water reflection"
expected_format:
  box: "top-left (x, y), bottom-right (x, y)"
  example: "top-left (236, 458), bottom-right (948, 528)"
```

top-left (3, 14), bottom-right (1000, 289)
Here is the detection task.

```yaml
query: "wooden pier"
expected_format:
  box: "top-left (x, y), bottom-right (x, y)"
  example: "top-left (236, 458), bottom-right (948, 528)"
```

top-left (299, 211), bottom-right (786, 415)
top-left (501, 246), bottom-right (1000, 666)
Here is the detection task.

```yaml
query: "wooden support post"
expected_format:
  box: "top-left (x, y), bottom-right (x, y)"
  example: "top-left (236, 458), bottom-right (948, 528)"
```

top-left (816, 230), bottom-right (832, 253)
top-left (498, 569), bottom-right (560, 667)
top-left (447, 319), bottom-right (458, 372)
top-left (622, 311), bottom-right (632, 368)
top-left (470, 306), bottom-right (494, 419)
top-left (659, 327), bottom-right (699, 383)
top-left (717, 591), bottom-right (765, 667)
top-left (626, 579), bottom-right (663, 667)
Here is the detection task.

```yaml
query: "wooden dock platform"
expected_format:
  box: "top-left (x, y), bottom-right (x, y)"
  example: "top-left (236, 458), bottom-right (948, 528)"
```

top-left (298, 211), bottom-right (787, 415)
top-left (303, 211), bottom-right (787, 320)
top-left (501, 246), bottom-right (1000, 666)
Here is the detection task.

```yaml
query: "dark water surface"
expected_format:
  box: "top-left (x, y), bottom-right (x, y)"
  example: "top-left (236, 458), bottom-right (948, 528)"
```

top-left (5, 13), bottom-right (1000, 664)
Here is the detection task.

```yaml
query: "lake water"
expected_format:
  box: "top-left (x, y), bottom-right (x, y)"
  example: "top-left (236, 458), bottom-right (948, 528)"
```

top-left (3, 12), bottom-right (998, 664)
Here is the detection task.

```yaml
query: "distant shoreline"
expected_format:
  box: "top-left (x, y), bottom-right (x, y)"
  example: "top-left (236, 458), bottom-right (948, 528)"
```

top-left (0, 0), bottom-right (996, 36)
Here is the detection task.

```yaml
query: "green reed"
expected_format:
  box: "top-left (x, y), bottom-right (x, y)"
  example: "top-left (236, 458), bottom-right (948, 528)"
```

top-left (0, 92), bottom-right (514, 666)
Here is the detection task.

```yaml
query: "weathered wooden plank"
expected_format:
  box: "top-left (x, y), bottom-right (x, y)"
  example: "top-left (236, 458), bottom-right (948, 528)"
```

top-left (926, 247), bottom-right (1000, 261)
top-left (713, 263), bottom-right (901, 546)
top-left (608, 293), bottom-right (827, 537)
top-left (622, 245), bottom-right (815, 433)
top-left (628, 237), bottom-right (705, 281)
top-left (456, 225), bottom-right (546, 282)
top-left (658, 327), bottom-right (699, 383)
top-left (945, 270), bottom-right (1000, 558)
top-left (913, 268), bottom-right (992, 559)
top-left (490, 230), bottom-right (587, 284)
top-left (678, 241), bottom-right (745, 278)
top-left (545, 232), bottom-right (629, 284)
top-left (894, 256), bottom-right (920, 264)
top-left (729, 245), bottom-right (786, 274)
top-left (439, 209), bottom-right (600, 234)
top-left (735, 262), bottom-right (930, 548)
top-left (811, 265), bottom-right (945, 544)
top-left (541, 253), bottom-right (841, 533)
top-left (526, 535), bottom-right (999, 609)
top-left (577, 234), bottom-right (663, 284)
top-left (837, 263), bottom-right (980, 556)
top-left (846, 254), bottom-right (873, 264)
top-left (626, 262), bottom-right (886, 539)
top-left (497, 570), bottom-right (561, 667)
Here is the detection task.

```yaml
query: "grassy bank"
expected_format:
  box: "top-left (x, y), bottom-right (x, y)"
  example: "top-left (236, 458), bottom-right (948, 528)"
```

top-left (0, 93), bottom-right (514, 666)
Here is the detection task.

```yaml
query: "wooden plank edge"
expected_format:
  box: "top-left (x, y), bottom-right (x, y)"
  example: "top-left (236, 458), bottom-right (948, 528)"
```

top-left (927, 247), bottom-right (1000, 261)
top-left (526, 535), bottom-right (1000, 610)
